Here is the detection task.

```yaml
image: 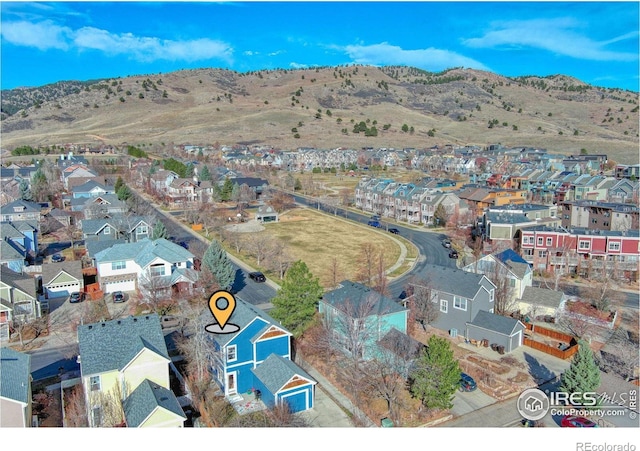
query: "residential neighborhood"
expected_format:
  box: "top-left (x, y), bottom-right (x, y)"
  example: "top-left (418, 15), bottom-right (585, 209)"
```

top-left (0, 141), bottom-right (638, 431)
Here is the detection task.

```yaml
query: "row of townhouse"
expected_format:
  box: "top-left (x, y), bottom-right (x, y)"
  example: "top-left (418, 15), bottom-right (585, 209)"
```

top-left (519, 226), bottom-right (639, 281)
top-left (558, 200), bottom-right (639, 232)
top-left (354, 177), bottom-right (469, 225)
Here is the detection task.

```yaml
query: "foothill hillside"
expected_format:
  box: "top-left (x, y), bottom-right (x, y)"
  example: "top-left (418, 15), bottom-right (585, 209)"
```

top-left (1, 66), bottom-right (638, 164)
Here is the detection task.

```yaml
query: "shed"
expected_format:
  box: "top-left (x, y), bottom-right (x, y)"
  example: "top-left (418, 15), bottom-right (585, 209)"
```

top-left (466, 310), bottom-right (526, 353)
top-left (255, 205), bottom-right (279, 223)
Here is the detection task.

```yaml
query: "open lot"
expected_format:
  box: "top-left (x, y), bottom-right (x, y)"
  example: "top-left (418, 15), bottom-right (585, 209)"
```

top-left (260, 207), bottom-right (402, 287)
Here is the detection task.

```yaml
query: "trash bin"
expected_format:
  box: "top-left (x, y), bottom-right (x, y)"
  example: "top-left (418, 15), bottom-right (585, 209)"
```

top-left (381, 418), bottom-right (394, 428)
top-left (482, 339), bottom-right (489, 347)
top-left (497, 345), bottom-right (505, 355)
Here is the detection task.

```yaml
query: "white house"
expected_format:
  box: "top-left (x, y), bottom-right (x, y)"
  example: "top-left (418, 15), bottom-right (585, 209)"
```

top-left (94, 238), bottom-right (197, 296)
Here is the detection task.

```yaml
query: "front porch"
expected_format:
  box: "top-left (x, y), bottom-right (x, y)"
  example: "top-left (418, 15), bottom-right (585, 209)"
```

top-left (226, 390), bottom-right (267, 415)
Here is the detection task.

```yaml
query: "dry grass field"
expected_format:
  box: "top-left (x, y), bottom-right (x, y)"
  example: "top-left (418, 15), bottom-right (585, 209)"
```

top-left (260, 207), bottom-right (401, 288)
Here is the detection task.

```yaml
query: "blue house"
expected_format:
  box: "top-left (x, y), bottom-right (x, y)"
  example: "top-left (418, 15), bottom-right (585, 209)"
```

top-left (0, 221), bottom-right (39, 270)
top-left (319, 280), bottom-right (408, 360)
top-left (71, 180), bottom-right (115, 199)
top-left (209, 298), bottom-right (316, 413)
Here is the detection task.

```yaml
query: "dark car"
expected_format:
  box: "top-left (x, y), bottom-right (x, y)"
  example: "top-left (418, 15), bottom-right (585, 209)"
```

top-left (248, 271), bottom-right (266, 283)
top-left (388, 228), bottom-right (400, 235)
top-left (51, 253), bottom-right (64, 263)
top-left (112, 291), bottom-right (126, 303)
top-left (449, 250), bottom-right (459, 259)
top-left (459, 372), bottom-right (477, 392)
top-left (367, 220), bottom-right (382, 228)
top-left (561, 415), bottom-right (598, 428)
top-left (69, 292), bottom-right (85, 303)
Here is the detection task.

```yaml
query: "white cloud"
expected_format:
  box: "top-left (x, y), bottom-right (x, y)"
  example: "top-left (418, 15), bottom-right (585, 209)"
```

top-left (268, 50), bottom-right (284, 56)
top-left (341, 42), bottom-right (490, 72)
top-left (1, 20), bottom-right (70, 50)
top-left (289, 62), bottom-right (308, 69)
top-left (243, 50), bottom-right (256, 56)
top-left (463, 18), bottom-right (639, 62)
top-left (73, 27), bottom-right (233, 63)
top-left (1, 20), bottom-right (234, 63)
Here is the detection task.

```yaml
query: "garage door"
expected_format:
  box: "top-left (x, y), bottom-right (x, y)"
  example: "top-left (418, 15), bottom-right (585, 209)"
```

top-left (280, 390), bottom-right (309, 413)
top-left (103, 279), bottom-right (136, 294)
top-left (47, 283), bottom-right (80, 298)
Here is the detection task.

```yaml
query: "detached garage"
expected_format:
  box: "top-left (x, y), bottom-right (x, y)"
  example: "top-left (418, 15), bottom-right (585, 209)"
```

top-left (251, 354), bottom-right (316, 413)
top-left (41, 261), bottom-right (83, 299)
top-left (466, 310), bottom-right (526, 353)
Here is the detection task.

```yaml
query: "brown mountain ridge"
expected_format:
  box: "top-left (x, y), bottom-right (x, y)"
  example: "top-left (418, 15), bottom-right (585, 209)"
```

top-left (1, 66), bottom-right (638, 164)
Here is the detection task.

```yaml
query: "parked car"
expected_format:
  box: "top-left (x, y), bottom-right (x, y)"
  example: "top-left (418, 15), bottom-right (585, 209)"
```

top-left (388, 228), bottom-right (400, 235)
top-left (112, 291), bottom-right (126, 303)
top-left (69, 292), bottom-right (85, 303)
top-left (561, 415), bottom-right (598, 428)
top-left (442, 239), bottom-right (451, 248)
top-left (248, 271), bottom-right (266, 283)
top-left (51, 253), bottom-right (64, 263)
top-left (459, 372), bottom-right (477, 392)
top-left (449, 250), bottom-right (459, 259)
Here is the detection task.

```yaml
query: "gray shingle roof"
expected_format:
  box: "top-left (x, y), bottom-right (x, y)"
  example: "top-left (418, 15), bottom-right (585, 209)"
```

top-left (0, 347), bottom-right (31, 404)
top-left (77, 314), bottom-right (169, 376)
top-left (85, 239), bottom-right (127, 257)
top-left (94, 238), bottom-right (194, 267)
top-left (0, 266), bottom-right (37, 299)
top-left (123, 379), bottom-right (185, 427)
top-left (251, 354), bottom-right (316, 394)
top-left (468, 310), bottom-right (524, 336)
top-left (0, 240), bottom-right (24, 260)
top-left (322, 280), bottom-right (407, 317)
top-left (519, 286), bottom-right (565, 309)
top-left (41, 260), bottom-right (83, 285)
top-left (417, 265), bottom-right (491, 299)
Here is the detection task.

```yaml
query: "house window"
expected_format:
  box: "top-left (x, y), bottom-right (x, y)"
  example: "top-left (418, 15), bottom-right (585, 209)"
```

top-left (137, 225), bottom-right (148, 235)
top-left (524, 249), bottom-right (534, 257)
top-left (579, 240), bottom-right (590, 250)
top-left (489, 290), bottom-right (494, 302)
top-left (430, 291), bottom-right (438, 303)
top-left (608, 242), bottom-right (620, 251)
top-left (227, 345), bottom-right (237, 363)
top-left (537, 237), bottom-right (543, 246)
top-left (546, 237), bottom-right (553, 246)
top-left (538, 250), bottom-right (547, 258)
top-left (90, 375), bottom-right (101, 391)
top-left (509, 278), bottom-right (516, 287)
top-left (111, 261), bottom-right (126, 270)
top-left (440, 299), bottom-right (448, 313)
top-left (150, 264), bottom-right (165, 277)
top-left (104, 227), bottom-right (111, 235)
top-left (453, 296), bottom-right (467, 311)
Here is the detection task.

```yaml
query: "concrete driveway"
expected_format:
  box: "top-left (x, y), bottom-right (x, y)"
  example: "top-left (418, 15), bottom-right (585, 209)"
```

top-left (451, 387), bottom-right (497, 417)
top-left (297, 386), bottom-right (353, 427)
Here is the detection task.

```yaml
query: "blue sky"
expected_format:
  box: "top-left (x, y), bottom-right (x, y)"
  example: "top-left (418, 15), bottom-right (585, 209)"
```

top-left (1, 1), bottom-right (638, 91)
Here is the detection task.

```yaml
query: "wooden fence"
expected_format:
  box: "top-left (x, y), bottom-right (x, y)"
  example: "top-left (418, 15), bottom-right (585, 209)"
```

top-left (522, 322), bottom-right (579, 360)
top-left (523, 337), bottom-right (579, 360)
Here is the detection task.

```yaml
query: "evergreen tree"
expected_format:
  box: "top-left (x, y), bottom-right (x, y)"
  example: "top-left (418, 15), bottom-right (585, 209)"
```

top-left (220, 178), bottom-right (234, 201)
top-left (200, 165), bottom-right (211, 181)
top-left (151, 221), bottom-right (168, 240)
top-left (185, 163), bottom-right (195, 178)
top-left (433, 203), bottom-right (447, 227)
top-left (294, 178), bottom-right (303, 191)
top-left (202, 240), bottom-right (235, 290)
top-left (560, 340), bottom-right (601, 405)
top-left (116, 184), bottom-right (132, 201)
top-left (270, 261), bottom-right (323, 337)
top-left (19, 180), bottom-right (32, 201)
top-left (409, 335), bottom-right (460, 411)
top-left (114, 176), bottom-right (125, 192)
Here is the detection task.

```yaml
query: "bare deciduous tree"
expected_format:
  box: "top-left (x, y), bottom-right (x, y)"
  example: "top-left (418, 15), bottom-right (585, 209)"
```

top-left (63, 385), bottom-right (88, 427)
top-left (405, 277), bottom-right (440, 331)
top-left (246, 233), bottom-right (273, 267)
top-left (355, 242), bottom-right (378, 287)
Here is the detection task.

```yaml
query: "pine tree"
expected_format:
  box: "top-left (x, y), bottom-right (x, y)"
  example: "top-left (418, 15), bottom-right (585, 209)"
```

top-left (560, 340), bottom-right (601, 405)
top-left (220, 178), bottom-right (234, 201)
top-left (270, 261), bottom-right (323, 337)
top-left (116, 185), bottom-right (131, 201)
top-left (114, 176), bottom-right (124, 192)
top-left (200, 165), bottom-right (211, 181)
top-left (19, 180), bottom-right (32, 201)
top-left (409, 335), bottom-right (461, 411)
top-left (202, 240), bottom-right (235, 290)
top-left (151, 221), bottom-right (168, 240)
